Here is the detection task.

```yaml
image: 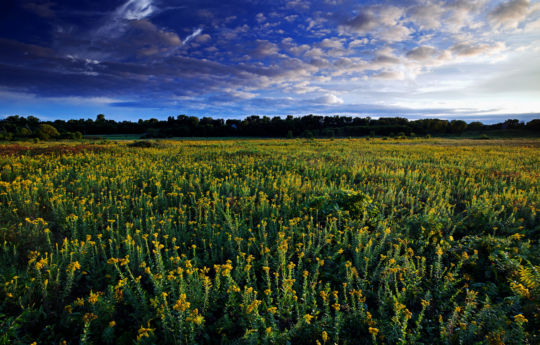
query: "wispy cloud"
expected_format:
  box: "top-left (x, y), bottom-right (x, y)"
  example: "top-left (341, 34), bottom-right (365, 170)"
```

top-left (182, 28), bottom-right (203, 45)
top-left (115, 0), bottom-right (154, 21)
top-left (488, 0), bottom-right (531, 29)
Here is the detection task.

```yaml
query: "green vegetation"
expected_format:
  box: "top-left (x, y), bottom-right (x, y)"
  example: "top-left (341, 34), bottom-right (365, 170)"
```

top-left (1, 115), bottom-right (538, 140)
top-left (0, 139), bottom-right (538, 344)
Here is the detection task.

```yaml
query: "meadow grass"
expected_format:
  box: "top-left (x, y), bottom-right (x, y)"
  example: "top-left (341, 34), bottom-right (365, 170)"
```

top-left (0, 138), bottom-right (538, 344)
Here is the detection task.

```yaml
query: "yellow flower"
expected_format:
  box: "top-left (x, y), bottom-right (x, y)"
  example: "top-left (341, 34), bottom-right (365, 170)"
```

top-left (74, 298), bottom-right (85, 306)
top-left (510, 282), bottom-right (530, 298)
top-left (35, 257), bottom-right (48, 270)
top-left (368, 327), bottom-right (379, 336)
top-left (304, 314), bottom-right (314, 324)
top-left (514, 314), bottom-right (528, 323)
top-left (83, 313), bottom-right (98, 323)
top-left (322, 331), bottom-right (328, 343)
top-left (137, 324), bottom-right (154, 340)
top-left (88, 290), bottom-right (100, 304)
top-left (185, 309), bottom-right (204, 325)
top-left (404, 308), bottom-right (412, 320)
top-left (173, 294), bottom-right (190, 312)
top-left (109, 320), bottom-right (116, 327)
top-left (67, 261), bottom-right (81, 272)
top-left (191, 314), bottom-right (205, 325)
top-left (246, 300), bottom-right (261, 314)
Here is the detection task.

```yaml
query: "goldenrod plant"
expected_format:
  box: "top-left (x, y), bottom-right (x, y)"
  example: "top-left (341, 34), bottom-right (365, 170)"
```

top-left (0, 138), bottom-right (538, 344)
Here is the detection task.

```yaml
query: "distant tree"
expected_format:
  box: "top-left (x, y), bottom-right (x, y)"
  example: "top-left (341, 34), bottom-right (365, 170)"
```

top-left (19, 127), bottom-right (32, 137)
top-left (69, 131), bottom-right (83, 140)
top-left (0, 130), bottom-right (14, 141)
top-left (26, 116), bottom-right (40, 128)
top-left (502, 119), bottom-right (523, 129)
top-left (449, 120), bottom-right (467, 134)
top-left (468, 121), bottom-right (484, 131)
top-left (302, 130), bottom-right (314, 139)
top-left (525, 119), bottom-right (540, 131)
top-left (1, 114), bottom-right (537, 139)
top-left (37, 124), bottom-right (60, 140)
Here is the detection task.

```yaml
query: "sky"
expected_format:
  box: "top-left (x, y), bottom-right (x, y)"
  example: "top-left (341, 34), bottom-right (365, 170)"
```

top-left (0, 0), bottom-right (539, 123)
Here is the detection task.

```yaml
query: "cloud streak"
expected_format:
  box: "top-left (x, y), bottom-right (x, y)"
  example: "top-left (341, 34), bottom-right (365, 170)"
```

top-left (182, 28), bottom-right (203, 45)
top-left (116, 0), bottom-right (154, 20)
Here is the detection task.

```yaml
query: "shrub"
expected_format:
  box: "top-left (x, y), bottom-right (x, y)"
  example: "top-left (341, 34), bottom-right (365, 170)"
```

top-left (37, 124), bottom-right (60, 140)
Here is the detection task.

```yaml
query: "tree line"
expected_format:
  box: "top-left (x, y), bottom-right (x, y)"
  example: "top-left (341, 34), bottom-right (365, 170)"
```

top-left (1, 114), bottom-right (538, 140)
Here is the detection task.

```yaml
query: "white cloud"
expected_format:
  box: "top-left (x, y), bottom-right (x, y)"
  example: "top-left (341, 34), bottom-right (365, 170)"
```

top-left (221, 25), bottom-right (249, 40)
top-left (319, 38), bottom-right (344, 50)
top-left (94, 0), bottom-right (158, 42)
top-left (406, 46), bottom-right (438, 61)
top-left (284, 15), bottom-right (298, 22)
top-left (282, 39), bottom-right (311, 56)
top-left (305, 47), bottom-right (324, 58)
top-left (489, 0), bottom-right (531, 29)
top-left (377, 25), bottom-right (411, 42)
top-left (372, 70), bottom-right (406, 80)
top-left (339, 5), bottom-right (411, 42)
top-left (183, 28), bottom-right (203, 45)
top-left (349, 38), bottom-right (368, 48)
top-left (377, 5), bottom-right (405, 26)
top-left (408, 2), bottom-right (444, 30)
top-left (450, 42), bottom-right (506, 57)
top-left (286, 0), bottom-right (310, 10)
top-left (195, 34), bottom-right (211, 43)
top-left (256, 13), bottom-right (266, 23)
top-left (340, 11), bottom-right (377, 34)
top-left (525, 17), bottom-right (540, 31)
top-left (253, 40), bottom-right (279, 57)
top-left (314, 94), bottom-right (344, 104)
top-left (116, 0), bottom-right (154, 21)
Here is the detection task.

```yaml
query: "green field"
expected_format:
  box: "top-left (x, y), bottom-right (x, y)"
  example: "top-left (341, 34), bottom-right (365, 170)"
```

top-left (0, 139), bottom-right (538, 344)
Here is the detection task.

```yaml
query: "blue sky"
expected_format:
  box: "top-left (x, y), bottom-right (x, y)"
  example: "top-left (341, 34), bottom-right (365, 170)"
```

top-left (0, 0), bottom-right (539, 122)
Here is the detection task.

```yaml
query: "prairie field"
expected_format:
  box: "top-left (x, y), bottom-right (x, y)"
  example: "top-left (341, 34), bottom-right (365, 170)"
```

top-left (0, 138), bottom-right (538, 345)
